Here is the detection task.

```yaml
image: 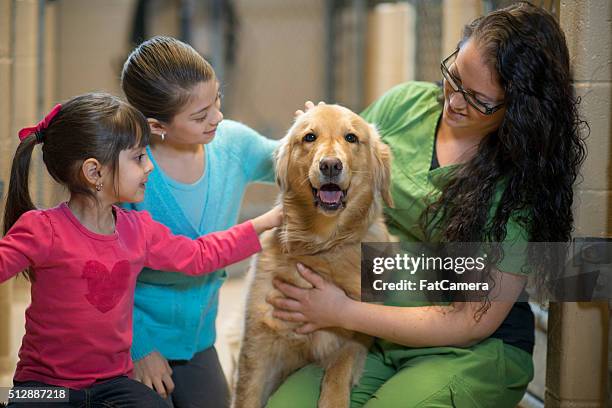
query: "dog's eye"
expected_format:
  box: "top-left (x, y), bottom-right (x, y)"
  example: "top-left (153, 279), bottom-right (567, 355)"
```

top-left (303, 133), bottom-right (317, 143)
top-left (345, 133), bottom-right (358, 143)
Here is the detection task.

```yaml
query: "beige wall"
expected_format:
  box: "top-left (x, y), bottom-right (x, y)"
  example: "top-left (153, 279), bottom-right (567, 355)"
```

top-left (55, 0), bottom-right (136, 99)
top-left (546, 1), bottom-right (612, 407)
top-left (223, 0), bottom-right (325, 136)
top-left (0, 0), bottom-right (14, 379)
top-left (0, 0), bottom-right (46, 379)
top-left (441, 0), bottom-right (481, 57)
top-left (365, 2), bottom-right (417, 105)
top-left (0, 0), bottom-right (65, 383)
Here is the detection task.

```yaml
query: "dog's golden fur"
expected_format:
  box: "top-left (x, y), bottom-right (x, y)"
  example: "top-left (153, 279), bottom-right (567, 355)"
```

top-left (233, 105), bottom-right (394, 408)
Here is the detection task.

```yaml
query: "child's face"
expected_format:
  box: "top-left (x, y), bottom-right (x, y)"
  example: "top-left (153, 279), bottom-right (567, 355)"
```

top-left (106, 146), bottom-right (154, 203)
top-left (164, 80), bottom-right (223, 145)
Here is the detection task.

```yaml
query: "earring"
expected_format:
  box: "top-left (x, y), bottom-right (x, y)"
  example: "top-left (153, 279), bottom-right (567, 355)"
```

top-left (95, 182), bottom-right (103, 192)
top-left (160, 132), bottom-right (166, 142)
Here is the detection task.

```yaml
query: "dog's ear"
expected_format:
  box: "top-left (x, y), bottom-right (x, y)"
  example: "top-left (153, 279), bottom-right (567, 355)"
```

top-left (274, 135), bottom-right (291, 191)
top-left (370, 124), bottom-right (394, 208)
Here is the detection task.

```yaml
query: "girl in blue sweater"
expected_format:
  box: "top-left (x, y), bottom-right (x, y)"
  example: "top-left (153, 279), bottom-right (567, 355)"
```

top-left (121, 36), bottom-right (278, 407)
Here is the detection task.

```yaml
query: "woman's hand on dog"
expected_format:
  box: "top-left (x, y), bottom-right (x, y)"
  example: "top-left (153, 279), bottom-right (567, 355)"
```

top-left (294, 101), bottom-right (326, 117)
top-left (269, 263), bottom-right (352, 334)
top-left (134, 350), bottom-right (175, 399)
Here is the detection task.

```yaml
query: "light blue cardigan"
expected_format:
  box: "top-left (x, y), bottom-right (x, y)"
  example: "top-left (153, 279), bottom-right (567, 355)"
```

top-left (124, 119), bottom-right (278, 361)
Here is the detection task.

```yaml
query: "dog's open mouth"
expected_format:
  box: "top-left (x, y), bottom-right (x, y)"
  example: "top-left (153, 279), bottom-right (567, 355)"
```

top-left (312, 183), bottom-right (347, 211)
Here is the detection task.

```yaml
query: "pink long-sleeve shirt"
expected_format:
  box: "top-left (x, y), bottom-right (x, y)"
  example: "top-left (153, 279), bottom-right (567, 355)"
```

top-left (0, 203), bottom-right (261, 389)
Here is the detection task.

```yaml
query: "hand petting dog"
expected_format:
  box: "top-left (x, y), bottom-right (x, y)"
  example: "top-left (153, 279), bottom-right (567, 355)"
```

top-left (294, 100), bottom-right (325, 117)
top-left (269, 263), bottom-right (351, 334)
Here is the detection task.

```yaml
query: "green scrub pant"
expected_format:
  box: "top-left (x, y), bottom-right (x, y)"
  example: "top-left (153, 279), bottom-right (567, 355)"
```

top-left (266, 338), bottom-right (533, 408)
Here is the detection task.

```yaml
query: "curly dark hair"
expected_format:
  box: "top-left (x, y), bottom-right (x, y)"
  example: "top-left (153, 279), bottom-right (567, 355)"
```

top-left (424, 2), bottom-right (588, 306)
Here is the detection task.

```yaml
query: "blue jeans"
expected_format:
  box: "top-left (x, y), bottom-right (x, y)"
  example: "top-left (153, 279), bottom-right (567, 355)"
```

top-left (7, 375), bottom-right (166, 407)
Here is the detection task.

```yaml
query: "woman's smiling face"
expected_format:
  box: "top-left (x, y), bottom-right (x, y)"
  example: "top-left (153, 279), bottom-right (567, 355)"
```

top-left (442, 40), bottom-right (506, 136)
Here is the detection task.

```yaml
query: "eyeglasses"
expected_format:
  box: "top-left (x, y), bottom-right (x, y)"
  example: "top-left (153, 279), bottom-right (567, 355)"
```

top-left (440, 49), bottom-right (504, 115)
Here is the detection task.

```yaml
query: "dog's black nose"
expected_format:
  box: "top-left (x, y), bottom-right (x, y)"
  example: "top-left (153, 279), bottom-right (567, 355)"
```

top-left (319, 157), bottom-right (343, 178)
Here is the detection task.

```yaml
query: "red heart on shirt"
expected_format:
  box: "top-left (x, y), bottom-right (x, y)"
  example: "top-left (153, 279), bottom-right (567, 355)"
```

top-left (81, 260), bottom-right (131, 313)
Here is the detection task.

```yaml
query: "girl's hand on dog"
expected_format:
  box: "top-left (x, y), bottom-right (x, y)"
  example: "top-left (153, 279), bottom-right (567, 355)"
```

top-left (251, 206), bottom-right (283, 234)
top-left (134, 351), bottom-right (175, 399)
top-left (294, 101), bottom-right (326, 117)
top-left (269, 263), bottom-right (352, 334)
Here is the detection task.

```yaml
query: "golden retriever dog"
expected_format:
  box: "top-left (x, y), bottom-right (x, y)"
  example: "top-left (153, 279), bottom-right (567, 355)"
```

top-left (232, 104), bottom-right (394, 408)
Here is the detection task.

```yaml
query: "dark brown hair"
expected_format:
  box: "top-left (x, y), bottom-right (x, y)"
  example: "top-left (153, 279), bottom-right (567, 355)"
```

top-left (424, 2), bottom-right (587, 308)
top-left (121, 36), bottom-right (216, 123)
top-left (3, 93), bottom-right (150, 278)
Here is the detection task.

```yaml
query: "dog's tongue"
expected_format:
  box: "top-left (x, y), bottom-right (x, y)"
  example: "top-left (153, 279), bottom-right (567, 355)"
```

top-left (319, 190), bottom-right (342, 204)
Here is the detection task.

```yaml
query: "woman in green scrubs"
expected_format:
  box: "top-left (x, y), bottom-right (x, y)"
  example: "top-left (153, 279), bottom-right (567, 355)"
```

top-left (266, 3), bottom-right (586, 407)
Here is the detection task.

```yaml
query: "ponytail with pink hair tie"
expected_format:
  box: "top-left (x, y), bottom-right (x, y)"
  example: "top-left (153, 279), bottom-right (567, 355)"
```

top-left (18, 104), bottom-right (62, 144)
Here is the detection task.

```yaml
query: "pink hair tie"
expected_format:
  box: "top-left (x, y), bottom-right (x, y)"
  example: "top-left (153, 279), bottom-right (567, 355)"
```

top-left (18, 104), bottom-right (62, 144)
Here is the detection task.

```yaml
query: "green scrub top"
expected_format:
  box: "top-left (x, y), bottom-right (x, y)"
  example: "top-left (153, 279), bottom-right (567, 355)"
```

top-left (362, 81), bottom-right (531, 275)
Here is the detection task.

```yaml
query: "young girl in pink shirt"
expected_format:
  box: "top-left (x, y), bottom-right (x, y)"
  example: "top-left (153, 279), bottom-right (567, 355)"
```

top-left (1, 92), bottom-right (281, 407)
